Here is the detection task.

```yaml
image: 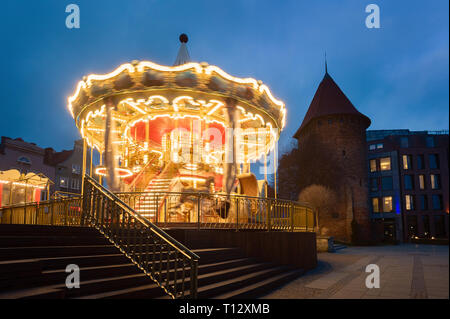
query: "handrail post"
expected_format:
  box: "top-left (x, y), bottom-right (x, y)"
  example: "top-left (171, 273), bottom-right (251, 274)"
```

top-left (64, 201), bottom-right (69, 226)
top-left (290, 203), bottom-right (294, 232)
top-left (190, 259), bottom-right (198, 299)
top-left (35, 202), bottom-right (39, 225)
top-left (236, 197), bottom-right (239, 231)
top-left (164, 198), bottom-right (167, 227)
top-left (197, 196), bottom-right (200, 231)
top-left (50, 202), bottom-right (54, 225)
top-left (266, 199), bottom-right (271, 231)
top-left (305, 208), bottom-right (308, 232)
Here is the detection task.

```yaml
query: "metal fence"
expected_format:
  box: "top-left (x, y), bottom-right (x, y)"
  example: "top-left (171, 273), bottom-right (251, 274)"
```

top-left (116, 192), bottom-right (317, 232)
top-left (0, 192), bottom-right (316, 233)
top-left (0, 197), bottom-right (82, 226)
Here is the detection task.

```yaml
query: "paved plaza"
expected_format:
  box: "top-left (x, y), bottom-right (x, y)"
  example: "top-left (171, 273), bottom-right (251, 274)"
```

top-left (262, 244), bottom-right (449, 299)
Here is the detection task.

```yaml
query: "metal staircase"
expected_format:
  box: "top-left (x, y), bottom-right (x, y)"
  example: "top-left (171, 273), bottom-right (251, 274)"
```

top-left (135, 178), bottom-right (172, 219)
top-left (0, 174), bottom-right (315, 299)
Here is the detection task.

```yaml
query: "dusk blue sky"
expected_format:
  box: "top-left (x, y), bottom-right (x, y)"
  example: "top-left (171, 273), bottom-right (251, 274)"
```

top-left (1, 0), bottom-right (448, 154)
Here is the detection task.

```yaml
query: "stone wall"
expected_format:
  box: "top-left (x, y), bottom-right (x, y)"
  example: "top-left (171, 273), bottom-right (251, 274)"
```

top-left (296, 114), bottom-right (371, 243)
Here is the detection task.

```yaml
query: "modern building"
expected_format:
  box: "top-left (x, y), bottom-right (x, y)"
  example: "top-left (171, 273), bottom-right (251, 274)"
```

top-left (366, 129), bottom-right (449, 242)
top-left (293, 69), bottom-right (372, 244)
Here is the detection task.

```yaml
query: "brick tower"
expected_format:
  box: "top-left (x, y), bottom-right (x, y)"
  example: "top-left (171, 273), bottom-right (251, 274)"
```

top-left (293, 69), bottom-right (371, 243)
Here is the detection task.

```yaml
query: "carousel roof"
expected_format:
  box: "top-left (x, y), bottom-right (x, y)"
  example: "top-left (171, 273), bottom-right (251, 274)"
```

top-left (174, 34), bottom-right (191, 66)
top-left (67, 35), bottom-right (287, 161)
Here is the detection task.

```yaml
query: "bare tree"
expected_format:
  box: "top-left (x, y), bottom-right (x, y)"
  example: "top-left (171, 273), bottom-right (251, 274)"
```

top-left (298, 184), bottom-right (337, 235)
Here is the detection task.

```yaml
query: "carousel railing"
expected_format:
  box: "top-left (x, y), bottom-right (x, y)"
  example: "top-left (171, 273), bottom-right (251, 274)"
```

top-left (82, 175), bottom-right (199, 299)
top-left (0, 197), bottom-right (82, 226)
top-left (116, 191), bottom-right (317, 232)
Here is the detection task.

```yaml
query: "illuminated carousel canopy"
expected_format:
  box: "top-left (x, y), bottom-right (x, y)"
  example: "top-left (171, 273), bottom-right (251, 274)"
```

top-left (66, 36), bottom-right (287, 197)
top-left (68, 58), bottom-right (286, 158)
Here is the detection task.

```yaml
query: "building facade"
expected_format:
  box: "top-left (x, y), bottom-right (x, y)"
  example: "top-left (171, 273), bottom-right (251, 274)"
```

top-left (45, 139), bottom-right (90, 195)
top-left (0, 137), bottom-right (90, 206)
top-left (367, 130), bottom-right (449, 242)
top-left (293, 71), bottom-right (372, 244)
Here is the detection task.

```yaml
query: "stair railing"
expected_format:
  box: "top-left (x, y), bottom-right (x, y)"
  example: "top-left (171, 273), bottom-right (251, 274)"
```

top-left (82, 175), bottom-right (199, 299)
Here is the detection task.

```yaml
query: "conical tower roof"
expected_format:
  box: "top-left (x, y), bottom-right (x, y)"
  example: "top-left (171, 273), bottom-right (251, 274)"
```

top-left (174, 33), bottom-right (191, 66)
top-left (294, 71), bottom-right (370, 138)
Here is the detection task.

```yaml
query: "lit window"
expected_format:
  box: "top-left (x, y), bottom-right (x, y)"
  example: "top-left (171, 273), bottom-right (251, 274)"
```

top-left (369, 144), bottom-right (376, 151)
top-left (372, 198), bottom-right (380, 213)
top-left (418, 175), bottom-right (425, 190)
top-left (405, 195), bottom-right (414, 211)
top-left (402, 155), bottom-right (412, 170)
top-left (370, 159), bottom-right (377, 172)
top-left (380, 157), bottom-right (391, 171)
top-left (376, 143), bottom-right (383, 149)
top-left (60, 177), bottom-right (68, 188)
top-left (430, 174), bottom-right (440, 190)
top-left (382, 196), bottom-right (393, 212)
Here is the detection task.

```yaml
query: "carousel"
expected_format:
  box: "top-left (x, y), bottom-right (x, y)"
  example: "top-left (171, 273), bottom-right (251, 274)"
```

top-left (67, 34), bottom-right (286, 223)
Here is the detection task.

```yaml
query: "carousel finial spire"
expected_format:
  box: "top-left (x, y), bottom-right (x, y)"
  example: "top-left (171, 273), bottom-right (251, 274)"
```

top-left (174, 33), bottom-right (191, 66)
